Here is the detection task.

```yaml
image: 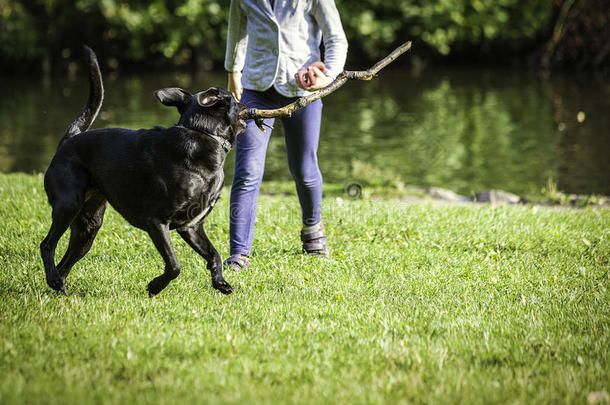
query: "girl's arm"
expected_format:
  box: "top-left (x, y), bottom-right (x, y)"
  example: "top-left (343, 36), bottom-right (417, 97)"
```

top-left (225, 0), bottom-right (248, 99)
top-left (311, 0), bottom-right (348, 80)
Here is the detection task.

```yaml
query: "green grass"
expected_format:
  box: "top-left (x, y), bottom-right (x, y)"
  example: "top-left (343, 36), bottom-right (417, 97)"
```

top-left (0, 173), bottom-right (608, 404)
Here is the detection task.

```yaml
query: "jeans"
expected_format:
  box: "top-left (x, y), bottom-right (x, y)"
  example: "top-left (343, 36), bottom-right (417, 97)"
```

top-left (229, 88), bottom-right (323, 256)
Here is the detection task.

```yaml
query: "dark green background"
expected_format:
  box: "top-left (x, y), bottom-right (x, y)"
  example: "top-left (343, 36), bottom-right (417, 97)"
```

top-left (1, 0), bottom-right (606, 73)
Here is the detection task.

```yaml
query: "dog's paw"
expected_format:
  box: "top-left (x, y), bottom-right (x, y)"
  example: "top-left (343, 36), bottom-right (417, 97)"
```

top-left (46, 273), bottom-right (66, 293)
top-left (212, 278), bottom-right (233, 295)
top-left (147, 279), bottom-right (164, 297)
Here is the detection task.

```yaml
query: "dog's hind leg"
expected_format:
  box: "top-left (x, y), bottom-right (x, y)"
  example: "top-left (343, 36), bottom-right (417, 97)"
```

top-left (40, 196), bottom-right (85, 293)
top-left (57, 193), bottom-right (107, 283)
top-left (41, 165), bottom-right (89, 292)
top-left (178, 225), bottom-right (233, 295)
top-left (146, 220), bottom-right (181, 296)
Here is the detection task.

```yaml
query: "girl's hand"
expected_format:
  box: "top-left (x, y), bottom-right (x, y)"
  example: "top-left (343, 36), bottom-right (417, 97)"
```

top-left (295, 62), bottom-right (332, 90)
top-left (227, 71), bottom-right (243, 101)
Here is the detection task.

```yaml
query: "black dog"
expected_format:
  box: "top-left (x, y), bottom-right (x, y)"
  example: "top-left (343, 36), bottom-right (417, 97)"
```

top-left (40, 47), bottom-right (245, 296)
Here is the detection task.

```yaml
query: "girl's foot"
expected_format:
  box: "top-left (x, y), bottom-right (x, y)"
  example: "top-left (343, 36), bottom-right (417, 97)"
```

top-left (301, 222), bottom-right (329, 258)
top-left (224, 254), bottom-right (250, 271)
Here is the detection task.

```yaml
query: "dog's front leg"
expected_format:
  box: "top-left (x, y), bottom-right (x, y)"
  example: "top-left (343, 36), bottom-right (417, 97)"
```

top-left (146, 220), bottom-right (181, 296)
top-left (178, 225), bottom-right (233, 295)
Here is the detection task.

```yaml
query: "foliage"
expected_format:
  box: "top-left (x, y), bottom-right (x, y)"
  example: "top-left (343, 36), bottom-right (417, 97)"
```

top-left (542, 0), bottom-right (610, 69)
top-left (337, 0), bottom-right (553, 59)
top-left (0, 0), bottom-right (229, 72)
top-left (1, 173), bottom-right (609, 403)
top-left (95, 0), bottom-right (229, 67)
top-left (0, 0), bottom-right (39, 60)
top-left (0, 0), bottom-right (561, 72)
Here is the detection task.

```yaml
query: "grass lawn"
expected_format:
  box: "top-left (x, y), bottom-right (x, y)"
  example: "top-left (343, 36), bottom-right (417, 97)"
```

top-left (0, 173), bottom-right (608, 404)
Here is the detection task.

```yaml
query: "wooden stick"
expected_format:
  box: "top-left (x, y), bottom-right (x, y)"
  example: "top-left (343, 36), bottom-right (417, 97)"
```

top-left (240, 41), bottom-right (412, 122)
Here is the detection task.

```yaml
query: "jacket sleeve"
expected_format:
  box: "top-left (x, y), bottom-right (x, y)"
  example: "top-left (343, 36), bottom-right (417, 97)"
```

top-left (312, 0), bottom-right (348, 79)
top-left (224, 0), bottom-right (249, 73)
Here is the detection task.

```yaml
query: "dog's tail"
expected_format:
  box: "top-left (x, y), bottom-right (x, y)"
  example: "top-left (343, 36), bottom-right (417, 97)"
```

top-left (63, 46), bottom-right (104, 139)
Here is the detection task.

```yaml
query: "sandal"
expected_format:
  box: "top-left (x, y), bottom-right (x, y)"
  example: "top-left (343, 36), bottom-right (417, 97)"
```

top-left (224, 255), bottom-right (250, 271)
top-left (301, 222), bottom-right (330, 258)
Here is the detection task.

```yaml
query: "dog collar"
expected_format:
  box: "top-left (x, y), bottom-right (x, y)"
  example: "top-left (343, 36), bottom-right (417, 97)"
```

top-left (177, 126), bottom-right (232, 153)
top-left (207, 134), bottom-right (232, 153)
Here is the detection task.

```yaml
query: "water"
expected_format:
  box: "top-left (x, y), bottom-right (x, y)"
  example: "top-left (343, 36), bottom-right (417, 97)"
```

top-left (1, 67), bottom-right (608, 197)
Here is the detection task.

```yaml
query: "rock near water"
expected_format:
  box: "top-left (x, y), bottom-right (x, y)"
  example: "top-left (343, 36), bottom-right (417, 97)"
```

top-left (475, 190), bottom-right (521, 205)
top-left (426, 187), bottom-right (470, 202)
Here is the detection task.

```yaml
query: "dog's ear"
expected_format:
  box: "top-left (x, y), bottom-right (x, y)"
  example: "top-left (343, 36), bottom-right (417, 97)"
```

top-left (196, 89), bottom-right (220, 107)
top-left (154, 88), bottom-right (192, 110)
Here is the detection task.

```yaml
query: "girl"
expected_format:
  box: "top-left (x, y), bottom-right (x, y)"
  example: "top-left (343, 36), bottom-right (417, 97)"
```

top-left (224, 0), bottom-right (348, 269)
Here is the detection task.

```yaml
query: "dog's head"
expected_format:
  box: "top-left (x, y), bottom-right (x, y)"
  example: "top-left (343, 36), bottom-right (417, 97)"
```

top-left (154, 86), bottom-right (246, 146)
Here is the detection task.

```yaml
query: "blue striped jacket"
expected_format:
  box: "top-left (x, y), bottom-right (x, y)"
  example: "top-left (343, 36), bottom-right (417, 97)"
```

top-left (225, 0), bottom-right (348, 97)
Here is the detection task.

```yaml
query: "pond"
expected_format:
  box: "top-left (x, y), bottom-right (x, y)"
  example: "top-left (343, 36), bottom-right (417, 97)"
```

top-left (1, 66), bottom-right (608, 197)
